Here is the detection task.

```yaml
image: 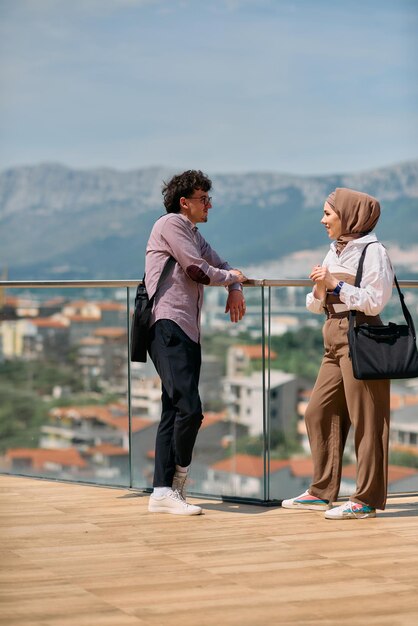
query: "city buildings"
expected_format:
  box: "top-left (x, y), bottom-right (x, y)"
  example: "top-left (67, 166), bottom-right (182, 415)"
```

top-left (1, 285), bottom-right (418, 499)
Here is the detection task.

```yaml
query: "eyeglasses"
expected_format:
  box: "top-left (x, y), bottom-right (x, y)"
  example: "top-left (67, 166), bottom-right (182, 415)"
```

top-left (187, 195), bottom-right (212, 207)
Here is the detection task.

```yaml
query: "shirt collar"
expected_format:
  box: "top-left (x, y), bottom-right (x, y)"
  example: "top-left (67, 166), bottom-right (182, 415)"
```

top-left (331, 231), bottom-right (377, 253)
top-left (178, 212), bottom-right (198, 232)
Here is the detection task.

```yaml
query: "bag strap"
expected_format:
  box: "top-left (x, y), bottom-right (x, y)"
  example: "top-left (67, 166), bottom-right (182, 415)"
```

top-left (349, 242), bottom-right (416, 340)
top-left (352, 242), bottom-right (376, 288)
top-left (136, 255), bottom-right (176, 309)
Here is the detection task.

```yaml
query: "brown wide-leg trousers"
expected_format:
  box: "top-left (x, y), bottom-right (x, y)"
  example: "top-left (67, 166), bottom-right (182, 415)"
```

top-left (305, 315), bottom-right (390, 510)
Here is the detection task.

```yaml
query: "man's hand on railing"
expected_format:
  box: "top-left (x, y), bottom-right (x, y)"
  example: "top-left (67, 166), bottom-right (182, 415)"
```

top-left (230, 269), bottom-right (247, 283)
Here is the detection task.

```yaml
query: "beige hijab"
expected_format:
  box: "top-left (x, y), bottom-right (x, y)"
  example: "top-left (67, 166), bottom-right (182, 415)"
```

top-left (327, 187), bottom-right (381, 255)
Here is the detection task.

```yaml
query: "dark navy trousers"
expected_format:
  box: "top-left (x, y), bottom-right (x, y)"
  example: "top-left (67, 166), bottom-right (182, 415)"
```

top-left (148, 319), bottom-right (203, 487)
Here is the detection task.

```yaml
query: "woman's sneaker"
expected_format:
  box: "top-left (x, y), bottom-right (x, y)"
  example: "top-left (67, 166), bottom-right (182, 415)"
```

top-left (148, 489), bottom-right (202, 516)
top-left (325, 501), bottom-right (376, 520)
top-left (282, 490), bottom-right (331, 511)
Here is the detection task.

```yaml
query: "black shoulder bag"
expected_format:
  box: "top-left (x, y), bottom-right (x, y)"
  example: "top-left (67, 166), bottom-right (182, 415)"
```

top-left (348, 243), bottom-right (418, 380)
top-left (130, 256), bottom-right (176, 363)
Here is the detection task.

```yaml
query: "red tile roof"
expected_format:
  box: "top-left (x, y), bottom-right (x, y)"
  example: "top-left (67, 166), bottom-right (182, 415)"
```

top-left (64, 300), bottom-right (90, 307)
top-left (96, 302), bottom-right (126, 311)
top-left (41, 297), bottom-right (66, 307)
top-left (6, 448), bottom-right (87, 469)
top-left (289, 457), bottom-right (314, 477)
top-left (66, 314), bottom-right (100, 323)
top-left (341, 463), bottom-right (418, 483)
top-left (200, 411), bottom-right (228, 430)
top-left (30, 318), bottom-right (69, 329)
top-left (86, 444), bottom-right (128, 456)
top-left (387, 465), bottom-right (418, 482)
top-left (4, 296), bottom-right (20, 306)
top-left (288, 458), bottom-right (418, 484)
top-left (4, 296), bottom-right (38, 308)
top-left (93, 327), bottom-right (126, 339)
top-left (391, 444), bottom-right (418, 456)
top-left (105, 416), bottom-right (154, 434)
top-left (78, 337), bottom-right (103, 346)
top-left (211, 455), bottom-right (418, 485)
top-left (390, 392), bottom-right (418, 410)
top-left (49, 405), bottom-right (153, 433)
top-left (404, 395), bottom-right (418, 407)
top-left (232, 345), bottom-right (278, 360)
top-left (211, 453), bottom-right (288, 478)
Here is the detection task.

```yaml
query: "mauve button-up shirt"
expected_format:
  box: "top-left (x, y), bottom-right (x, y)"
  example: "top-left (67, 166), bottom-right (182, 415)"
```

top-left (145, 213), bottom-right (242, 343)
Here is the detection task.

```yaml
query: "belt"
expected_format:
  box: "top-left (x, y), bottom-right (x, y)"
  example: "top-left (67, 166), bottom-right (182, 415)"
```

top-left (325, 309), bottom-right (382, 325)
top-left (325, 311), bottom-right (349, 319)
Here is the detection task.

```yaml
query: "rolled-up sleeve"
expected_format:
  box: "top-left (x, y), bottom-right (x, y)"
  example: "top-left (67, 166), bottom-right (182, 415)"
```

top-left (306, 250), bottom-right (331, 314)
top-left (339, 245), bottom-right (393, 315)
top-left (306, 292), bottom-right (326, 314)
top-left (199, 233), bottom-right (242, 292)
top-left (161, 216), bottom-right (240, 287)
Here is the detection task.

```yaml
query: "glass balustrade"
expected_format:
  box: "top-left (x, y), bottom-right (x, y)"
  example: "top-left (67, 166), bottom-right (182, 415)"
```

top-left (0, 279), bottom-right (417, 502)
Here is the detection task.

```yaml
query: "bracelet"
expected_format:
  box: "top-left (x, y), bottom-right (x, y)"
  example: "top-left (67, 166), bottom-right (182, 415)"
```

top-left (332, 281), bottom-right (344, 296)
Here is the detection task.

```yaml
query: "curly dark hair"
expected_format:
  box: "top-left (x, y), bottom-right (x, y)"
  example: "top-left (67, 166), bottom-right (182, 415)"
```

top-left (162, 170), bottom-right (212, 213)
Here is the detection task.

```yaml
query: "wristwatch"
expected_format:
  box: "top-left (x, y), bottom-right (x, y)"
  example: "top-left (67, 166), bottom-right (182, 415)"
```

top-left (332, 281), bottom-right (344, 296)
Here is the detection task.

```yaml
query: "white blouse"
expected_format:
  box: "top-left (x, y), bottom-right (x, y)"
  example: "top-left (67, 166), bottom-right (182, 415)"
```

top-left (306, 233), bottom-right (394, 316)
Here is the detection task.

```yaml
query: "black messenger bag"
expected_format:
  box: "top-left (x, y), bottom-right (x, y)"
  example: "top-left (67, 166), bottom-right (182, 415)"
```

top-left (348, 243), bottom-right (418, 380)
top-left (130, 256), bottom-right (175, 363)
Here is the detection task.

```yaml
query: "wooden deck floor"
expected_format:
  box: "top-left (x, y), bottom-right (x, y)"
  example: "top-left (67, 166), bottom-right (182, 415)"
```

top-left (1, 475), bottom-right (418, 626)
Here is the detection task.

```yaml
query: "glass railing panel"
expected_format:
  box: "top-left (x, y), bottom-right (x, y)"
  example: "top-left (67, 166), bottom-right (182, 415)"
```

top-left (129, 285), bottom-right (267, 500)
top-left (129, 356), bottom-right (161, 491)
top-left (386, 285), bottom-right (418, 493)
top-left (0, 286), bottom-right (131, 487)
top-left (265, 284), bottom-right (418, 501)
top-left (264, 285), bottom-right (321, 502)
top-left (192, 285), bottom-right (266, 500)
top-left (1, 280), bottom-right (417, 502)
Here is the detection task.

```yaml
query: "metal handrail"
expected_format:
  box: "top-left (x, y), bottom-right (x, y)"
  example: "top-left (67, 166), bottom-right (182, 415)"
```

top-left (1, 279), bottom-right (418, 288)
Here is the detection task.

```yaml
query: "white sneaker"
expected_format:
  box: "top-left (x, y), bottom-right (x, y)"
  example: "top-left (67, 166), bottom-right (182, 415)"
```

top-left (325, 501), bottom-right (376, 520)
top-left (148, 489), bottom-right (202, 516)
top-left (172, 472), bottom-right (188, 500)
top-left (282, 490), bottom-right (331, 511)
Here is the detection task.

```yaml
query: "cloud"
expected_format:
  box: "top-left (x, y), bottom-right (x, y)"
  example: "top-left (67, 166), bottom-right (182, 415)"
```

top-left (0, 0), bottom-right (417, 174)
top-left (1, 0), bottom-right (158, 16)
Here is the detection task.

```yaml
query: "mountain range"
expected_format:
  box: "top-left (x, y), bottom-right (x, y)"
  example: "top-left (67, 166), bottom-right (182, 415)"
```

top-left (1, 160), bottom-right (417, 280)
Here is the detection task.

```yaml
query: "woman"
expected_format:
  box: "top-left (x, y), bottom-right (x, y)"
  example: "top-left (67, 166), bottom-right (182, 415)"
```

top-left (282, 187), bottom-right (393, 519)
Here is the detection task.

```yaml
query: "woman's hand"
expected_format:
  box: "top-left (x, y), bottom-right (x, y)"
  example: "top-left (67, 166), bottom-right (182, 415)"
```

top-left (309, 265), bottom-right (339, 298)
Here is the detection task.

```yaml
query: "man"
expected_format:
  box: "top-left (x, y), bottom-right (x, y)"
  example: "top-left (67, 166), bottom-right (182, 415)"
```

top-left (145, 169), bottom-right (247, 515)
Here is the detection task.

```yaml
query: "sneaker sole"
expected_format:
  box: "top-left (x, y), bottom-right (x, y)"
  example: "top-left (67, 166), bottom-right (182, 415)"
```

top-left (148, 504), bottom-right (202, 516)
top-left (324, 511), bottom-right (376, 520)
top-left (282, 501), bottom-right (331, 511)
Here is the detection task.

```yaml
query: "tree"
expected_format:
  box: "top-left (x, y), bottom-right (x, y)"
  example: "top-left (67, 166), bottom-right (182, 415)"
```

top-left (236, 424), bottom-right (303, 460)
top-left (0, 385), bottom-right (46, 452)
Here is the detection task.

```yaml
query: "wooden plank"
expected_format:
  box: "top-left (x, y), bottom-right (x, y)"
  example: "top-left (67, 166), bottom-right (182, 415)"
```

top-left (1, 475), bottom-right (418, 626)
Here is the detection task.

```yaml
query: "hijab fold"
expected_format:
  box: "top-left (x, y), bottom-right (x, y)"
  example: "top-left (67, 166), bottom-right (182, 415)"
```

top-left (329, 187), bottom-right (381, 255)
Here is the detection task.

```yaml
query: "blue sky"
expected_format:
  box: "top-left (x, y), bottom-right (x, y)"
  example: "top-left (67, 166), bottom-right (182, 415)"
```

top-left (0, 0), bottom-right (417, 175)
